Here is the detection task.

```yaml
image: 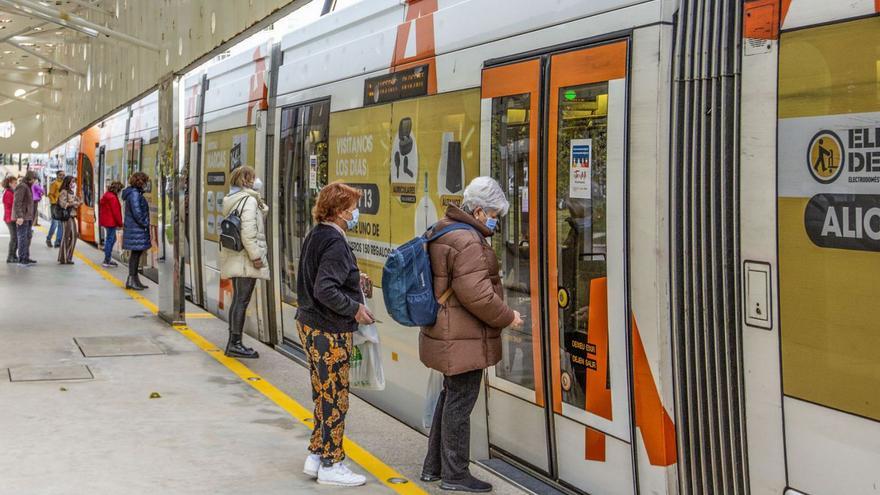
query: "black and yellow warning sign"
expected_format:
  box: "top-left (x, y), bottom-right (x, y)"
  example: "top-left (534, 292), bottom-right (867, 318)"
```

top-left (807, 131), bottom-right (844, 183)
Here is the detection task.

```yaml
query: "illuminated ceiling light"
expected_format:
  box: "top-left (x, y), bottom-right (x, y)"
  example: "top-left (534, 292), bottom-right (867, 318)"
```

top-left (14, 88), bottom-right (26, 97)
top-left (55, 31), bottom-right (62, 35)
top-left (0, 121), bottom-right (15, 138)
top-left (3, 50), bottom-right (12, 54)
top-left (37, 71), bottom-right (44, 76)
top-left (35, 114), bottom-right (41, 120)
top-left (30, 140), bottom-right (39, 150)
top-left (34, 27), bottom-right (42, 31)
top-left (20, 43), bottom-right (35, 47)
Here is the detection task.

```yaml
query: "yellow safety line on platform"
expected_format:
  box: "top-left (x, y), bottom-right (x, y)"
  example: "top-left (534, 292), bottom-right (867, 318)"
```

top-left (184, 312), bottom-right (215, 319)
top-left (38, 228), bottom-right (426, 495)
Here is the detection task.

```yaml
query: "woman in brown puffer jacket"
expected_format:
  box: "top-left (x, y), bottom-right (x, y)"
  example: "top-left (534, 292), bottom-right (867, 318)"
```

top-left (420, 177), bottom-right (523, 493)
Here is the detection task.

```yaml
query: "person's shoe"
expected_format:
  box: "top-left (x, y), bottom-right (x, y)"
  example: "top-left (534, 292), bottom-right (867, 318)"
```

top-left (131, 276), bottom-right (147, 290)
top-left (225, 334), bottom-right (259, 359)
top-left (317, 463), bottom-right (366, 487)
top-left (53, 244), bottom-right (60, 248)
top-left (102, 260), bottom-right (117, 268)
top-left (18, 260), bottom-right (33, 267)
top-left (126, 276), bottom-right (145, 291)
top-left (6, 256), bottom-right (16, 263)
top-left (440, 475), bottom-right (493, 493)
top-left (420, 472), bottom-right (441, 482)
top-left (303, 454), bottom-right (321, 478)
top-left (45, 238), bottom-right (52, 247)
top-left (24, 258), bottom-right (37, 264)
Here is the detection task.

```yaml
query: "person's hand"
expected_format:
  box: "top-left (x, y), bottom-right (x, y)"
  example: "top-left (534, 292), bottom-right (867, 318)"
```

top-left (15, 218), bottom-right (23, 226)
top-left (252, 258), bottom-right (264, 269)
top-left (511, 310), bottom-right (524, 330)
top-left (355, 304), bottom-right (375, 325)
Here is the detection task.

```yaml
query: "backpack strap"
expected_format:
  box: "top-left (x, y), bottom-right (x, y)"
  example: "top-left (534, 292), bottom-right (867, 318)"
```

top-left (437, 287), bottom-right (454, 305)
top-left (425, 222), bottom-right (478, 242)
top-left (231, 195), bottom-right (250, 216)
top-left (428, 222), bottom-right (481, 306)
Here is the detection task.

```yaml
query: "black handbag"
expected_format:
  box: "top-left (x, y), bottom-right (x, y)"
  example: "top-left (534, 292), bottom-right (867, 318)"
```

top-left (51, 203), bottom-right (70, 221)
top-left (219, 196), bottom-right (252, 252)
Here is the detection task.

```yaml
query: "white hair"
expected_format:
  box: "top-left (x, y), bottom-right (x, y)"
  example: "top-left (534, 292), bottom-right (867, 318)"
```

top-left (461, 176), bottom-right (509, 217)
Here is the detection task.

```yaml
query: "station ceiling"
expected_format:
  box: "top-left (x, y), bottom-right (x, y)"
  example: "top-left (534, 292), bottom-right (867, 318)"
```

top-left (0, 0), bottom-right (309, 153)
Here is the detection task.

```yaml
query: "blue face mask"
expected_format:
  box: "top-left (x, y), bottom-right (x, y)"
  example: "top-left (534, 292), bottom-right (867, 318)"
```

top-left (485, 217), bottom-right (498, 231)
top-left (346, 208), bottom-right (360, 231)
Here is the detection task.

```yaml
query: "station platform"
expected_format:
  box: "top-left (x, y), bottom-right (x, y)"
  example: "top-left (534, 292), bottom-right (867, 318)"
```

top-left (0, 229), bottom-right (528, 495)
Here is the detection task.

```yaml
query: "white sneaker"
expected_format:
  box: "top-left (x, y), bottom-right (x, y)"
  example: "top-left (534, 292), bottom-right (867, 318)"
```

top-left (303, 454), bottom-right (320, 478)
top-left (317, 462), bottom-right (366, 486)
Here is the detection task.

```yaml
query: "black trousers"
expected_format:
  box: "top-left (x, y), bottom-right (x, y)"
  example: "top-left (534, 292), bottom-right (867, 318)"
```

top-left (423, 369), bottom-right (484, 481)
top-left (128, 250), bottom-right (143, 277)
top-left (229, 277), bottom-right (257, 336)
top-left (16, 220), bottom-right (32, 261)
top-left (5, 221), bottom-right (17, 260)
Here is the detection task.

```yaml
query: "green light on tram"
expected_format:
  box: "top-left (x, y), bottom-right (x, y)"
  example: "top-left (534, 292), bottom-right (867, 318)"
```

top-left (564, 90), bottom-right (577, 101)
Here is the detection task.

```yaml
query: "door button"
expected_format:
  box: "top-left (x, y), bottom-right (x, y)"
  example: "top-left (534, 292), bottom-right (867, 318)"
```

top-left (743, 261), bottom-right (772, 330)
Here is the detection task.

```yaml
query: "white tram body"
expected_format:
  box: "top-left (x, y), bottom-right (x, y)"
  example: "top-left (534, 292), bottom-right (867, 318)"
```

top-left (52, 1), bottom-right (880, 494)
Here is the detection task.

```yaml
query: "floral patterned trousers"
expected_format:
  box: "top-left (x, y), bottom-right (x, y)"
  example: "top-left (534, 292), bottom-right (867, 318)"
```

top-left (298, 322), bottom-right (352, 465)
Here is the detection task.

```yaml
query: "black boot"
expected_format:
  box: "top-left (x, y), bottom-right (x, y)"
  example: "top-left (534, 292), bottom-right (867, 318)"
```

top-left (132, 274), bottom-right (147, 290)
top-left (126, 276), bottom-right (145, 291)
top-left (225, 333), bottom-right (259, 359)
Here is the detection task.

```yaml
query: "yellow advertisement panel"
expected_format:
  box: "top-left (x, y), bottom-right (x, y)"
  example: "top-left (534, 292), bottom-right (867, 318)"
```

top-left (202, 126), bottom-right (256, 242)
top-left (778, 17), bottom-right (880, 421)
top-left (328, 89), bottom-right (482, 284)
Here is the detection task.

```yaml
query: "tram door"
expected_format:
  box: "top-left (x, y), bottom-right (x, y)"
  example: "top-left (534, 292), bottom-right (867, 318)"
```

top-left (97, 145), bottom-right (106, 244)
top-left (277, 100), bottom-right (331, 346)
top-left (483, 41), bottom-right (634, 494)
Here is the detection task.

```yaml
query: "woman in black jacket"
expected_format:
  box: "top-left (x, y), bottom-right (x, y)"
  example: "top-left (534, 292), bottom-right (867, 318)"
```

top-left (121, 172), bottom-right (151, 291)
top-left (295, 182), bottom-right (374, 487)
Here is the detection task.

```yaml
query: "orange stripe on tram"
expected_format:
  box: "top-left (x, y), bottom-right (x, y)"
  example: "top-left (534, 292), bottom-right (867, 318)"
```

top-left (580, 278), bottom-right (676, 466)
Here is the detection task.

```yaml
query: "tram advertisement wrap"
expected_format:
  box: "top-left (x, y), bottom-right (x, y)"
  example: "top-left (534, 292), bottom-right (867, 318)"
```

top-left (202, 126), bottom-right (256, 242)
top-left (777, 17), bottom-right (880, 422)
top-left (329, 89), bottom-right (481, 284)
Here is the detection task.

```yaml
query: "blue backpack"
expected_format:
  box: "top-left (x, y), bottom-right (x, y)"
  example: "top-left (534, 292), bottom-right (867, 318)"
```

top-left (382, 223), bottom-right (478, 326)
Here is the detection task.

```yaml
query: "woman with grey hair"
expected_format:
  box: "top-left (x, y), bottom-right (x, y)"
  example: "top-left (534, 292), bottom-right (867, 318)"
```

top-left (419, 176), bottom-right (523, 492)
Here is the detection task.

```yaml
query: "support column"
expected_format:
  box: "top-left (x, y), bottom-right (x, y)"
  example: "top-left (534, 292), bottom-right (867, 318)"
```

top-left (158, 73), bottom-right (186, 325)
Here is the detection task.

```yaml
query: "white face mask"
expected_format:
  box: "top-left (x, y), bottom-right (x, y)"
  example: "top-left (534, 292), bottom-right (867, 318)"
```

top-left (253, 178), bottom-right (263, 193)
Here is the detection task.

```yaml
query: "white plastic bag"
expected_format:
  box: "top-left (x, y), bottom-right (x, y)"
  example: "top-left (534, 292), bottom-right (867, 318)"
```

top-left (350, 322), bottom-right (385, 390)
top-left (422, 369), bottom-right (445, 429)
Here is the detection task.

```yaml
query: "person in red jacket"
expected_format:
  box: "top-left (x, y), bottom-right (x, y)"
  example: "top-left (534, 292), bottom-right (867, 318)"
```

top-left (3, 175), bottom-right (18, 263)
top-left (99, 181), bottom-right (124, 267)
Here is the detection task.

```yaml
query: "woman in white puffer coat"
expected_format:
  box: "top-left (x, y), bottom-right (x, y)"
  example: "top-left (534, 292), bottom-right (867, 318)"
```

top-left (220, 165), bottom-right (269, 359)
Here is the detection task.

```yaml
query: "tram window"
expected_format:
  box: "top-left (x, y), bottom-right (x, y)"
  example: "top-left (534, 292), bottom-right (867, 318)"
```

top-left (279, 101), bottom-right (330, 306)
top-left (490, 93), bottom-right (536, 392)
top-left (81, 154), bottom-right (94, 207)
top-left (555, 82), bottom-right (608, 409)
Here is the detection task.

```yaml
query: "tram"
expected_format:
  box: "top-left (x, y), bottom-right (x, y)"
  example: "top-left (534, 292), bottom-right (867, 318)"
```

top-left (50, 1), bottom-right (880, 494)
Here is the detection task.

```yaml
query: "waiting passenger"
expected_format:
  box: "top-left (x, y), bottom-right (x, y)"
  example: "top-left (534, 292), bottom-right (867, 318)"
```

top-left (13, 171), bottom-right (38, 266)
top-left (219, 166), bottom-right (268, 359)
top-left (121, 172), bottom-right (151, 290)
top-left (99, 181), bottom-right (124, 267)
top-left (56, 176), bottom-right (81, 265)
top-left (31, 179), bottom-right (44, 227)
top-left (3, 176), bottom-right (18, 263)
top-left (420, 177), bottom-right (523, 493)
top-left (45, 171), bottom-right (65, 248)
top-left (296, 182), bottom-right (373, 487)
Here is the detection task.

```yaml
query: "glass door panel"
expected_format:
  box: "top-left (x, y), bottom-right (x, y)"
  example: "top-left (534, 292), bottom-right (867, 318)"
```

top-left (482, 58), bottom-right (551, 473)
top-left (278, 100), bottom-right (330, 345)
top-left (546, 42), bottom-right (634, 494)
